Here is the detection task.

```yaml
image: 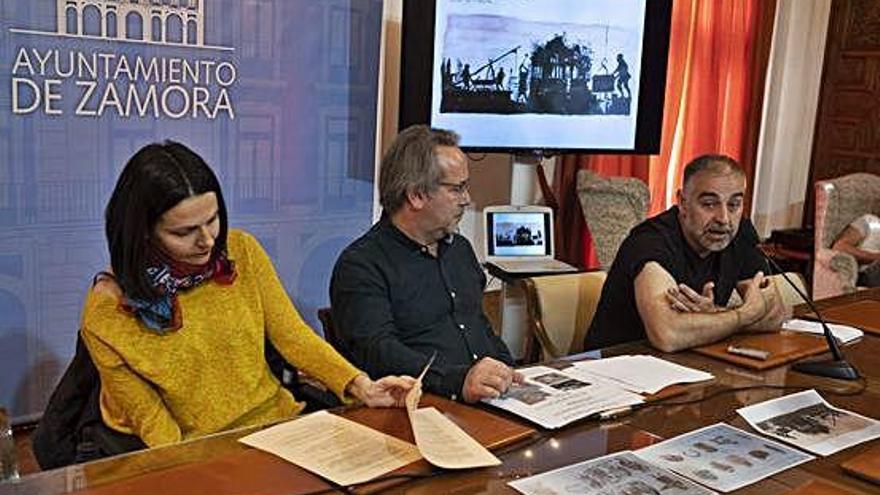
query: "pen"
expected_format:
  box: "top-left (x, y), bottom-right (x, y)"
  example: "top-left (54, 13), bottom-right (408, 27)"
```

top-left (726, 345), bottom-right (770, 361)
top-left (598, 405), bottom-right (636, 420)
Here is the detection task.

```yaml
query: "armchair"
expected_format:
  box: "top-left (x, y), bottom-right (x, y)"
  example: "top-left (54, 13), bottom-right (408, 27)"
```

top-left (576, 170), bottom-right (649, 270)
top-left (813, 173), bottom-right (880, 299)
top-left (522, 271), bottom-right (607, 362)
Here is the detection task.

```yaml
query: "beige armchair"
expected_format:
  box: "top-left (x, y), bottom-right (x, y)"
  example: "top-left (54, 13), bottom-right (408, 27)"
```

top-left (813, 173), bottom-right (880, 299)
top-left (576, 170), bottom-right (649, 270)
top-left (522, 271), bottom-right (606, 361)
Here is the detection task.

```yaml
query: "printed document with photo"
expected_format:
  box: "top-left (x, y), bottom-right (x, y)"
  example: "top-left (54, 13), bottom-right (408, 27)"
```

top-left (483, 365), bottom-right (643, 429)
top-left (509, 451), bottom-right (716, 495)
top-left (636, 423), bottom-right (813, 493)
top-left (737, 389), bottom-right (880, 456)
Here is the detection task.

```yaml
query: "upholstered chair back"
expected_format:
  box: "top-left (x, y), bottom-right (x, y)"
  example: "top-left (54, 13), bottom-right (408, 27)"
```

top-left (576, 170), bottom-right (649, 271)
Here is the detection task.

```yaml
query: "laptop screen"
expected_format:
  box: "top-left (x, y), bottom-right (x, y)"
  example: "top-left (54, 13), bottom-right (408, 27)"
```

top-left (486, 211), bottom-right (552, 257)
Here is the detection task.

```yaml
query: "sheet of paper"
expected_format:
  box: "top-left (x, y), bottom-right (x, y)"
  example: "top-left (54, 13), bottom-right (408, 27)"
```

top-left (569, 355), bottom-right (714, 395)
top-left (238, 411), bottom-right (422, 486)
top-left (737, 389), bottom-right (880, 456)
top-left (509, 451), bottom-right (716, 495)
top-left (483, 365), bottom-right (644, 429)
top-left (405, 352), bottom-right (500, 469)
top-left (410, 406), bottom-right (501, 468)
top-left (404, 351), bottom-right (435, 414)
top-left (782, 318), bottom-right (863, 344)
top-left (636, 423), bottom-right (813, 493)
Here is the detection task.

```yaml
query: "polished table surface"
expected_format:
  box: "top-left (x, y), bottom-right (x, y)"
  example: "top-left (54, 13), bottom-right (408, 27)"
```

top-left (3, 289), bottom-right (880, 495)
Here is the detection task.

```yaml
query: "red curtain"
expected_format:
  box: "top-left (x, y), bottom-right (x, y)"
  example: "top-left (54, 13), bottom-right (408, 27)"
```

top-left (550, 0), bottom-right (777, 269)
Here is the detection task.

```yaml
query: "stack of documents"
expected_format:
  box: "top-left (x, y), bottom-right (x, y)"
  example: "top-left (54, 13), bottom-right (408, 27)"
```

top-left (782, 318), bottom-right (863, 344)
top-left (567, 355), bottom-right (715, 395)
top-left (484, 365), bottom-right (644, 429)
top-left (485, 356), bottom-right (713, 429)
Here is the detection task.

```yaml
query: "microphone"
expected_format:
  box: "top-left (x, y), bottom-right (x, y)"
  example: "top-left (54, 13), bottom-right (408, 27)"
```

top-left (757, 247), bottom-right (860, 380)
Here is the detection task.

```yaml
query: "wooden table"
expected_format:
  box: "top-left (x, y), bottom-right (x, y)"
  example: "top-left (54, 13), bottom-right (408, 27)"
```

top-left (3, 290), bottom-right (880, 495)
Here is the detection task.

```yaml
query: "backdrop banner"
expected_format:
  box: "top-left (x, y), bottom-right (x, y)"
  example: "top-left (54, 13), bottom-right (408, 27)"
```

top-left (0, 0), bottom-right (382, 419)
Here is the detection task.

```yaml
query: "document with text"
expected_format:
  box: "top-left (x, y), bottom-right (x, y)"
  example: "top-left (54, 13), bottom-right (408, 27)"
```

top-left (238, 411), bottom-right (421, 486)
top-left (240, 354), bottom-right (500, 486)
top-left (406, 353), bottom-right (501, 469)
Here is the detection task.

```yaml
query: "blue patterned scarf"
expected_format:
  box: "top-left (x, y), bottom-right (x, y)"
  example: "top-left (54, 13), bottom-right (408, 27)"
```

top-left (122, 253), bottom-right (236, 333)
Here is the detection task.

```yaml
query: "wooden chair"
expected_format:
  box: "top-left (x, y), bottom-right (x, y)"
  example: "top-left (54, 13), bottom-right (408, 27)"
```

top-left (522, 271), bottom-right (607, 362)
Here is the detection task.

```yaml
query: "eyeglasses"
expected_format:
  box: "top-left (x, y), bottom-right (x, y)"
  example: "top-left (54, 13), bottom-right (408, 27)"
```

top-left (437, 180), bottom-right (470, 197)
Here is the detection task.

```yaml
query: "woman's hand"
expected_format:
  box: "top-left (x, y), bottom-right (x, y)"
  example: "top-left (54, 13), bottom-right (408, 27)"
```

top-left (347, 374), bottom-right (416, 408)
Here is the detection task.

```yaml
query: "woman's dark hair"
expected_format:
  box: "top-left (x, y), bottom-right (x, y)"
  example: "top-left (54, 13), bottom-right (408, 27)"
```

top-left (105, 141), bottom-right (228, 301)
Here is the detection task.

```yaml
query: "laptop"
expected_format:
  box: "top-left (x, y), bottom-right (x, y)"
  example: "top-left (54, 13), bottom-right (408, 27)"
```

top-left (483, 205), bottom-right (578, 274)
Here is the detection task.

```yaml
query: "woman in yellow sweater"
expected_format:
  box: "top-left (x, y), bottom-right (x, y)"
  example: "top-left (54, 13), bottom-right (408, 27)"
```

top-left (81, 141), bottom-right (413, 448)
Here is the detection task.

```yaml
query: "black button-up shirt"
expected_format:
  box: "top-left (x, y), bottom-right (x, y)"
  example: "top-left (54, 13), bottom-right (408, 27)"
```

top-left (330, 216), bottom-right (513, 399)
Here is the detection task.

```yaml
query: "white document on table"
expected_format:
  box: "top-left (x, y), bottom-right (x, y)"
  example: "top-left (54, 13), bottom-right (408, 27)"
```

top-left (568, 355), bottom-right (714, 395)
top-left (483, 365), bottom-right (644, 429)
top-left (240, 353), bottom-right (498, 486)
top-left (782, 318), bottom-right (863, 344)
top-left (636, 423), bottom-right (814, 493)
top-left (238, 410), bottom-right (422, 486)
top-left (405, 352), bottom-right (500, 469)
top-left (509, 451), bottom-right (716, 495)
top-left (737, 389), bottom-right (880, 456)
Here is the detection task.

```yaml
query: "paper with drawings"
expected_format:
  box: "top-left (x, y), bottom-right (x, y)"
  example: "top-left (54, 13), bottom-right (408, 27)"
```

top-left (737, 389), bottom-right (880, 456)
top-left (509, 451), bottom-right (716, 495)
top-left (636, 423), bottom-right (813, 493)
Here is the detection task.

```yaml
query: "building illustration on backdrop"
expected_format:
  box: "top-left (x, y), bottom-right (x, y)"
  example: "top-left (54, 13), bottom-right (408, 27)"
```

top-left (1, 0), bottom-right (381, 419)
top-left (56, 0), bottom-right (205, 46)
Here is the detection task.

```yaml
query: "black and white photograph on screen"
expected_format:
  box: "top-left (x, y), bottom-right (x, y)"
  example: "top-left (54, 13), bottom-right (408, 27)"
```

top-left (438, 4), bottom-right (639, 116)
top-left (495, 221), bottom-right (544, 247)
top-left (509, 451), bottom-right (716, 495)
top-left (737, 390), bottom-right (880, 457)
top-left (636, 423), bottom-right (813, 493)
top-left (432, 0), bottom-right (647, 149)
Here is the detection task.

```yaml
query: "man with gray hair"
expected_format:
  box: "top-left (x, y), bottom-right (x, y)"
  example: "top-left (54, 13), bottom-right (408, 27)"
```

top-left (331, 125), bottom-right (521, 402)
top-left (586, 154), bottom-right (787, 352)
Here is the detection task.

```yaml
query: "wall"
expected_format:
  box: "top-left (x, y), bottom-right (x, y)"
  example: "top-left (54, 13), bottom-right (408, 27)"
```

top-left (0, 0), bottom-right (382, 420)
top-left (377, 0), bottom-right (544, 260)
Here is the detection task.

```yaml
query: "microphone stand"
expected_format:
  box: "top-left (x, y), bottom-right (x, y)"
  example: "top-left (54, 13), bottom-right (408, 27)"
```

top-left (759, 248), bottom-right (860, 380)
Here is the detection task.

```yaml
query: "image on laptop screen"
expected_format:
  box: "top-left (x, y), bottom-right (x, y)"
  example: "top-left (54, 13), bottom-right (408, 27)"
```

top-left (488, 211), bottom-right (552, 257)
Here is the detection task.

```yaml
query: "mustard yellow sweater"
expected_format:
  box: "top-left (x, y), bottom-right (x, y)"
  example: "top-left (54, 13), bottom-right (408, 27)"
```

top-left (80, 229), bottom-right (361, 447)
